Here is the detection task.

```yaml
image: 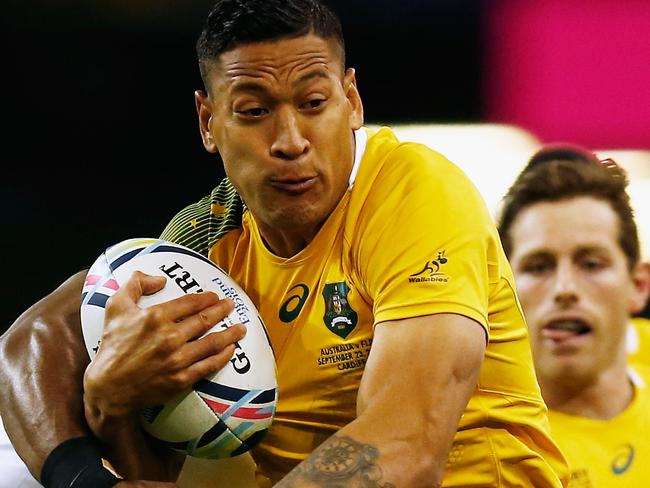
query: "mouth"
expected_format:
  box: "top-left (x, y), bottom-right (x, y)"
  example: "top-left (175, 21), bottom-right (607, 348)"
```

top-left (270, 176), bottom-right (317, 194)
top-left (541, 319), bottom-right (592, 345)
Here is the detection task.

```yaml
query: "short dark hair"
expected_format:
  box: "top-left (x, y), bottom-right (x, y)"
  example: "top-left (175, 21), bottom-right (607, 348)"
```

top-left (497, 143), bottom-right (640, 270)
top-left (196, 0), bottom-right (345, 87)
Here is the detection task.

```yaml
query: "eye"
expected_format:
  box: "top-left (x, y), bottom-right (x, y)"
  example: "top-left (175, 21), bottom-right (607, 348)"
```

top-left (521, 258), bottom-right (553, 275)
top-left (580, 256), bottom-right (606, 271)
top-left (237, 107), bottom-right (268, 118)
top-left (301, 98), bottom-right (326, 111)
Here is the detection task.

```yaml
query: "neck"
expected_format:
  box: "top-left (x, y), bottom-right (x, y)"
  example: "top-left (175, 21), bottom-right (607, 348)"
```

top-left (541, 362), bottom-right (634, 420)
top-left (257, 221), bottom-right (322, 258)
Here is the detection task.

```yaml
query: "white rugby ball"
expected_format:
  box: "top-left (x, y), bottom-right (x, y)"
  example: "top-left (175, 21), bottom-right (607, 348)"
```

top-left (80, 238), bottom-right (277, 459)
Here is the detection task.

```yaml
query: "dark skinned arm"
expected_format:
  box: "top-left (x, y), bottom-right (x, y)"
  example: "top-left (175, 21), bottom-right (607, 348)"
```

top-left (0, 270), bottom-right (244, 485)
top-left (0, 271), bottom-right (89, 480)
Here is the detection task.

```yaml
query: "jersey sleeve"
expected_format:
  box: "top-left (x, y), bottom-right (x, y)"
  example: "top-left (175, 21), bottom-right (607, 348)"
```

top-left (350, 143), bottom-right (501, 335)
top-left (159, 177), bottom-right (245, 257)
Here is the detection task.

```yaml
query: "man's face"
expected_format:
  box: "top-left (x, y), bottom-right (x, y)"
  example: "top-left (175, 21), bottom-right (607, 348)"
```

top-left (196, 34), bottom-right (363, 246)
top-left (508, 197), bottom-right (641, 386)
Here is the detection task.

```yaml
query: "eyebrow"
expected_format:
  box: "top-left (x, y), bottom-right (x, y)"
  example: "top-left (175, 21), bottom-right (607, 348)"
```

top-left (229, 67), bottom-right (332, 95)
top-left (518, 249), bottom-right (554, 262)
top-left (229, 80), bottom-right (269, 96)
top-left (291, 69), bottom-right (331, 88)
top-left (573, 245), bottom-right (611, 258)
top-left (519, 245), bottom-right (610, 262)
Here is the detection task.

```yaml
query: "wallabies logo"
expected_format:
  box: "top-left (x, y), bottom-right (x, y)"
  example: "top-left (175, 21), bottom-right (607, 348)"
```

top-left (322, 282), bottom-right (358, 339)
top-left (408, 251), bottom-right (449, 283)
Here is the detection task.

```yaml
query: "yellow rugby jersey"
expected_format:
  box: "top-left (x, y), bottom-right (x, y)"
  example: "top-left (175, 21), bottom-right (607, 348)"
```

top-left (161, 127), bottom-right (568, 486)
top-left (628, 317), bottom-right (650, 369)
top-left (548, 368), bottom-right (650, 488)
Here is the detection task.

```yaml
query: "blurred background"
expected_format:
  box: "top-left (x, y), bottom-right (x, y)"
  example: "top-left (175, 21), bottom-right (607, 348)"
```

top-left (3, 0), bottom-right (649, 333)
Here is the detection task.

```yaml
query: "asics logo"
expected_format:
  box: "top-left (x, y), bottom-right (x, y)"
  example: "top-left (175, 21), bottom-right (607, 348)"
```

top-left (279, 284), bottom-right (310, 323)
top-left (611, 444), bottom-right (634, 475)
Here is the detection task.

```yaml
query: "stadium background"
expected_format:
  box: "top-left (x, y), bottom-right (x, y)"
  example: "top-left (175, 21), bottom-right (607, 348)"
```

top-left (3, 0), bottom-right (649, 333)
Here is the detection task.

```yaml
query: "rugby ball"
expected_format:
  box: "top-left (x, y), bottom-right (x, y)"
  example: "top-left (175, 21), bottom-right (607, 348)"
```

top-left (80, 238), bottom-right (277, 459)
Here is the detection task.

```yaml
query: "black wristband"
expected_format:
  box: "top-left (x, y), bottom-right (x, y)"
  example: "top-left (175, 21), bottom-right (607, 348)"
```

top-left (41, 436), bottom-right (122, 488)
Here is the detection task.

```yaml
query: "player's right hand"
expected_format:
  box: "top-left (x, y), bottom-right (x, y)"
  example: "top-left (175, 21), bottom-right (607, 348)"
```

top-left (83, 270), bottom-right (246, 429)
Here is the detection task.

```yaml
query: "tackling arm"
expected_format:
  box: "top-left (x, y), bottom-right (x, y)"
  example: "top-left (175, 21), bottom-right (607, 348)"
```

top-left (0, 269), bottom-right (245, 485)
top-left (0, 271), bottom-right (89, 479)
top-left (276, 313), bottom-right (486, 488)
top-left (0, 271), bottom-right (186, 484)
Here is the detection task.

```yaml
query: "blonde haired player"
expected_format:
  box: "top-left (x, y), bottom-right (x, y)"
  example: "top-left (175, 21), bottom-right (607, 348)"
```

top-left (499, 144), bottom-right (650, 487)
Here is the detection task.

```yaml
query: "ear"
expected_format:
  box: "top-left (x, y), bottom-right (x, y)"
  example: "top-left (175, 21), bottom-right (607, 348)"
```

top-left (343, 68), bottom-right (364, 130)
top-left (629, 261), bottom-right (650, 315)
top-left (194, 90), bottom-right (219, 154)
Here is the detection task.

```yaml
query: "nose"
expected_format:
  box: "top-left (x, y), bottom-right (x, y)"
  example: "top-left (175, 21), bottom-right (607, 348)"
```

top-left (270, 107), bottom-right (309, 160)
top-left (553, 261), bottom-right (579, 307)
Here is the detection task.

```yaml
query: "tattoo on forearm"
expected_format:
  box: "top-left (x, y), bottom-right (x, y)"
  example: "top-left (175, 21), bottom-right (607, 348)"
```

top-left (279, 435), bottom-right (395, 487)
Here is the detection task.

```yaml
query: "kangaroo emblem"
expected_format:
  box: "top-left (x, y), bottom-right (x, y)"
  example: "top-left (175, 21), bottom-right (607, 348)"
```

top-left (410, 251), bottom-right (448, 277)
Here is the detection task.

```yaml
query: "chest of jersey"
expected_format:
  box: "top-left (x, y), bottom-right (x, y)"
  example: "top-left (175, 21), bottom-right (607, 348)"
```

top-left (549, 393), bottom-right (650, 487)
top-left (209, 202), bottom-right (373, 460)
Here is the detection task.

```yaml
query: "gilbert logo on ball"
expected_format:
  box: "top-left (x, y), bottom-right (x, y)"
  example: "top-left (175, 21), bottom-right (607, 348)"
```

top-left (80, 238), bottom-right (277, 459)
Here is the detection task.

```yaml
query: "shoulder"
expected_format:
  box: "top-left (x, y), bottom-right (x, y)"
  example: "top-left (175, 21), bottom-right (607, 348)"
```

top-left (350, 127), bottom-right (491, 228)
top-left (364, 127), bottom-right (460, 172)
top-left (359, 127), bottom-right (481, 200)
top-left (159, 177), bottom-right (245, 257)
